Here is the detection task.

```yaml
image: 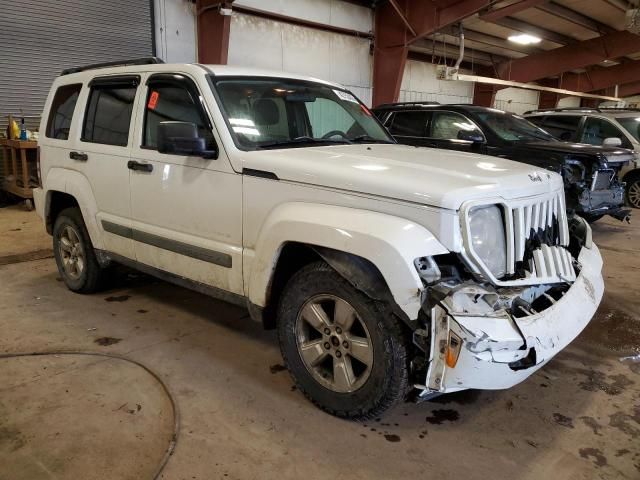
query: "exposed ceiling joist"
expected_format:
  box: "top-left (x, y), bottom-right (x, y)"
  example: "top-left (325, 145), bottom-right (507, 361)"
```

top-left (483, 30), bottom-right (640, 82)
top-left (479, 0), bottom-right (548, 22)
top-left (560, 60), bottom-right (640, 92)
top-left (537, 2), bottom-right (616, 34)
top-left (492, 16), bottom-right (576, 45)
top-left (450, 27), bottom-right (544, 55)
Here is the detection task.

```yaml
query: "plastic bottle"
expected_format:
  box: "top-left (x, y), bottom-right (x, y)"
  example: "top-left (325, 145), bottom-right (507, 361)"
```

top-left (20, 118), bottom-right (27, 140)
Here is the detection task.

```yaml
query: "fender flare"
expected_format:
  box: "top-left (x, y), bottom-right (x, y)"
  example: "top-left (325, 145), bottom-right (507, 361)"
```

top-left (247, 202), bottom-right (449, 320)
top-left (44, 168), bottom-right (104, 250)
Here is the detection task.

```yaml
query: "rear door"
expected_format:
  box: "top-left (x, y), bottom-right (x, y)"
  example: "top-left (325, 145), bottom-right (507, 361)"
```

top-left (536, 115), bottom-right (583, 142)
top-left (128, 72), bottom-right (243, 295)
top-left (75, 75), bottom-right (140, 259)
top-left (385, 110), bottom-right (431, 147)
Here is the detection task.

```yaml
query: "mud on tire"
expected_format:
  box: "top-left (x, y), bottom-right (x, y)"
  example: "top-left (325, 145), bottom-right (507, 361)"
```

top-left (277, 261), bottom-right (410, 420)
top-left (52, 207), bottom-right (106, 293)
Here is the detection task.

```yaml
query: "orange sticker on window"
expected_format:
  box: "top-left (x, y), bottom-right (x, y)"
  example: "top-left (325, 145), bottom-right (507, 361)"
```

top-left (148, 91), bottom-right (159, 110)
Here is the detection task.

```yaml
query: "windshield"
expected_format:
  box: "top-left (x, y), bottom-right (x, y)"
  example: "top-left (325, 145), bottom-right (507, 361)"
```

top-left (616, 116), bottom-right (640, 142)
top-left (476, 111), bottom-right (555, 142)
top-left (211, 77), bottom-right (394, 150)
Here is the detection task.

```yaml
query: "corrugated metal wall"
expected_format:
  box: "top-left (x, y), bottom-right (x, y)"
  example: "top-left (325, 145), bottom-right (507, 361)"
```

top-left (0, 0), bottom-right (153, 132)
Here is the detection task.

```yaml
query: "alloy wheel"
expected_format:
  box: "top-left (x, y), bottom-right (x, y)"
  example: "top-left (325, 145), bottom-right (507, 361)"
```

top-left (295, 294), bottom-right (374, 393)
top-left (628, 180), bottom-right (640, 209)
top-left (58, 225), bottom-right (85, 280)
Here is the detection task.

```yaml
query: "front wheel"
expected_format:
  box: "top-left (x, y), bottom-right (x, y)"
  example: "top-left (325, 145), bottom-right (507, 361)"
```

top-left (626, 174), bottom-right (640, 209)
top-left (277, 261), bottom-right (410, 420)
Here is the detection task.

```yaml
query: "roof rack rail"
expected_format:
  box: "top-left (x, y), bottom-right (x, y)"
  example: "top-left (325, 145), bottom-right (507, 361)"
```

top-left (61, 57), bottom-right (165, 76)
top-left (374, 101), bottom-right (440, 109)
top-left (524, 106), bottom-right (640, 115)
top-left (523, 107), bottom-right (601, 114)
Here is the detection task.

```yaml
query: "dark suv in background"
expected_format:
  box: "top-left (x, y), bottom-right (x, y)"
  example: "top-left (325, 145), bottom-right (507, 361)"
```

top-left (373, 102), bottom-right (634, 222)
top-left (524, 107), bottom-right (640, 209)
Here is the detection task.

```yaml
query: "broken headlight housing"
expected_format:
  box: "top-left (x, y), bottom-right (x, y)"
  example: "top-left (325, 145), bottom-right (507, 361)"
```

top-left (468, 205), bottom-right (507, 278)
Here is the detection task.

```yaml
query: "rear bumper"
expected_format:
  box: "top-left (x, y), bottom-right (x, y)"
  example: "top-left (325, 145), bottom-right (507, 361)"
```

top-left (426, 244), bottom-right (604, 393)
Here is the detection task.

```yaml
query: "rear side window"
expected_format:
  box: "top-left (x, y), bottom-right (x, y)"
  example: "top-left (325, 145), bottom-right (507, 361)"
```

top-left (82, 81), bottom-right (137, 146)
top-left (388, 111), bottom-right (428, 137)
top-left (537, 115), bottom-right (581, 141)
top-left (46, 84), bottom-right (82, 140)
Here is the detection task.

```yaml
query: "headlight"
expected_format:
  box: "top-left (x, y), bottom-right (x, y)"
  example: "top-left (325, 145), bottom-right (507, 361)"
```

top-left (469, 205), bottom-right (507, 278)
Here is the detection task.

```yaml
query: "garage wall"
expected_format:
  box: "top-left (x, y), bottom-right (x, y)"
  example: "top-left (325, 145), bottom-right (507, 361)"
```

top-left (399, 61), bottom-right (474, 104)
top-left (154, 0), bottom-right (197, 63)
top-left (557, 97), bottom-right (581, 108)
top-left (494, 88), bottom-right (540, 114)
top-left (228, 1), bottom-right (374, 104)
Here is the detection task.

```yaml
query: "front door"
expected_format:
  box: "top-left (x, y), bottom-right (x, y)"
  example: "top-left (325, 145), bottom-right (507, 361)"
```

top-left (128, 72), bottom-right (243, 295)
top-left (426, 110), bottom-right (485, 153)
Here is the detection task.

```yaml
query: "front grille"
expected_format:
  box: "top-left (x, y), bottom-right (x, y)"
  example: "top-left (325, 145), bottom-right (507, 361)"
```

top-left (591, 169), bottom-right (614, 191)
top-left (462, 188), bottom-right (576, 286)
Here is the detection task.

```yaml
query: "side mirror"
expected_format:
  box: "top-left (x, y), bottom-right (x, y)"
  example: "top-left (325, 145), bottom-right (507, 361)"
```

top-left (457, 130), bottom-right (484, 143)
top-left (603, 137), bottom-right (622, 147)
top-left (157, 121), bottom-right (218, 159)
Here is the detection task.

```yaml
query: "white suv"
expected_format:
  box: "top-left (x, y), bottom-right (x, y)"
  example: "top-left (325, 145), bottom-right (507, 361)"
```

top-left (525, 108), bottom-right (640, 208)
top-left (34, 58), bottom-right (604, 419)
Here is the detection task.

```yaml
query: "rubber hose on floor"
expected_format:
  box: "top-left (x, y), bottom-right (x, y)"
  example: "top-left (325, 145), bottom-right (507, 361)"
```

top-left (0, 351), bottom-right (179, 480)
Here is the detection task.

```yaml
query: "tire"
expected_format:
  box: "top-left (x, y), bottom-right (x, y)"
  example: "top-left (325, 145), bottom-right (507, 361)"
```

top-left (52, 207), bottom-right (105, 293)
top-left (625, 174), bottom-right (640, 209)
top-left (277, 261), bottom-right (410, 420)
top-left (582, 213), bottom-right (604, 223)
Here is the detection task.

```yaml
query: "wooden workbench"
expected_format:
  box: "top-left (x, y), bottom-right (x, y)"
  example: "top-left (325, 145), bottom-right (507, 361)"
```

top-left (0, 138), bottom-right (38, 201)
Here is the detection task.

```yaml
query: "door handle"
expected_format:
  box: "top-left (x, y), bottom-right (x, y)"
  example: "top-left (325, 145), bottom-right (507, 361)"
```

top-left (127, 161), bottom-right (153, 173)
top-left (69, 151), bottom-right (88, 161)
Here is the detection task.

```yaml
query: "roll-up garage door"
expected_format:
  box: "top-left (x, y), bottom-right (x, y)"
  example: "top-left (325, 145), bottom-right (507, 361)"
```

top-left (0, 0), bottom-right (154, 132)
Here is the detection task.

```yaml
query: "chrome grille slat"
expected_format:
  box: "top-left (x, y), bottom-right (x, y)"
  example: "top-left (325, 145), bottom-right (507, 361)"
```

top-left (463, 188), bottom-right (576, 286)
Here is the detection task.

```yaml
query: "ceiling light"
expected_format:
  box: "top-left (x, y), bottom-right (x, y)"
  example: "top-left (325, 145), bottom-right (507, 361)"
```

top-left (508, 34), bottom-right (542, 45)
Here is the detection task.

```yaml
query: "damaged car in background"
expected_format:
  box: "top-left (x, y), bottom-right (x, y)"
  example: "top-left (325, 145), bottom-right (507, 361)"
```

top-left (373, 103), bottom-right (633, 223)
top-left (35, 62), bottom-right (604, 418)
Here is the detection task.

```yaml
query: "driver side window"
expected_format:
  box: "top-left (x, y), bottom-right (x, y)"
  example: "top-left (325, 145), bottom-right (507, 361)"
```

top-left (143, 78), bottom-right (214, 150)
top-left (429, 111), bottom-right (483, 140)
top-left (580, 118), bottom-right (630, 148)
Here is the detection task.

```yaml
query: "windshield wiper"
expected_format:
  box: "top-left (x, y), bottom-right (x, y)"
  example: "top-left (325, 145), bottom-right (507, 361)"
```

top-left (256, 137), bottom-right (351, 149)
top-left (350, 134), bottom-right (395, 144)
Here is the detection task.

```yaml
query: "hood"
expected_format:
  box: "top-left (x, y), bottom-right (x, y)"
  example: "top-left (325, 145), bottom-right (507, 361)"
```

top-left (237, 144), bottom-right (564, 210)
top-left (519, 141), bottom-right (634, 165)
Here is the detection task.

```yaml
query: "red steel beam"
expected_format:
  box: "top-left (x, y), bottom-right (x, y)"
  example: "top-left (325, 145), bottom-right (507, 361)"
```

top-left (559, 61), bottom-right (640, 93)
top-left (479, 0), bottom-right (548, 22)
top-left (196, 0), bottom-right (233, 64)
top-left (373, 0), bottom-right (490, 106)
top-left (489, 30), bottom-right (640, 83)
top-left (619, 81), bottom-right (640, 98)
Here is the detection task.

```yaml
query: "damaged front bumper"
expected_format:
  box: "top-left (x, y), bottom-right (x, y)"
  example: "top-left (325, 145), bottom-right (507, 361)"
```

top-left (421, 244), bottom-right (604, 395)
top-left (578, 183), bottom-right (630, 221)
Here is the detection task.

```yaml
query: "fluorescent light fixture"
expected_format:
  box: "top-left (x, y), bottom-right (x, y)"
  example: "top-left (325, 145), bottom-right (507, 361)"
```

top-left (508, 34), bottom-right (541, 45)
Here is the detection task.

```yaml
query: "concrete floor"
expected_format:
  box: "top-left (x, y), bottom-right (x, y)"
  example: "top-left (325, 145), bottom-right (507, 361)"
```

top-left (0, 204), bottom-right (639, 480)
